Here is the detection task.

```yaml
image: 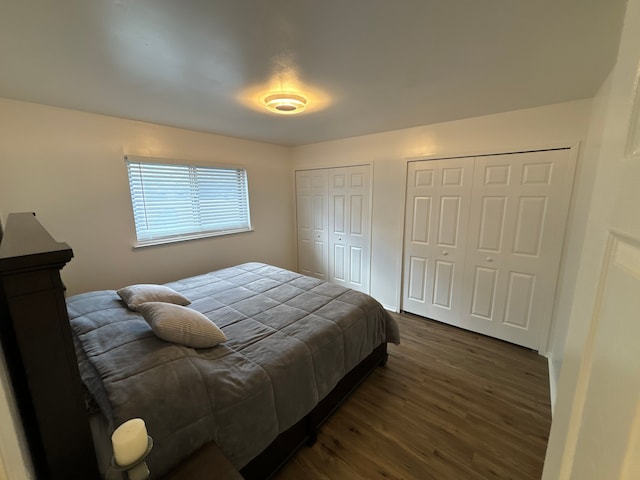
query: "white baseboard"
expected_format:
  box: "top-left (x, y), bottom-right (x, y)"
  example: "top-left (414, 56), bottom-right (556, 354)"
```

top-left (382, 304), bottom-right (399, 313)
top-left (547, 355), bottom-right (557, 417)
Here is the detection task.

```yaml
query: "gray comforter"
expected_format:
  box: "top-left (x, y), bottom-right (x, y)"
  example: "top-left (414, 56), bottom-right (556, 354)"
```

top-left (68, 263), bottom-right (399, 477)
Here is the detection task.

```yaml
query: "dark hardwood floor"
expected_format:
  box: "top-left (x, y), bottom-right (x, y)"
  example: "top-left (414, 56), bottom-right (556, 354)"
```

top-left (275, 312), bottom-right (552, 480)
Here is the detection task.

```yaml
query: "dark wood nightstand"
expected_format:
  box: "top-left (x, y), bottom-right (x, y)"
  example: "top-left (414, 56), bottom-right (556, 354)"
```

top-left (162, 442), bottom-right (243, 480)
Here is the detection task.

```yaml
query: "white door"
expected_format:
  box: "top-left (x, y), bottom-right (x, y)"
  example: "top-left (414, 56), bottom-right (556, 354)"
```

top-left (328, 165), bottom-right (372, 293)
top-left (460, 149), bottom-right (573, 349)
top-left (295, 169), bottom-right (329, 280)
top-left (402, 157), bottom-right (473, 323)
top-left (543, 0), bottom-right (640, 476)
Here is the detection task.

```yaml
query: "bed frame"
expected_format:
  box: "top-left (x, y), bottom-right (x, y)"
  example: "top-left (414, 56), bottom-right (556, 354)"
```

top-left (0, 212), bottom-right (388, 480)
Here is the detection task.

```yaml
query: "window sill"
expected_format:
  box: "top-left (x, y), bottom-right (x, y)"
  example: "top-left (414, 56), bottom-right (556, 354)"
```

top-left (133, 228), bottom-right (253, 249)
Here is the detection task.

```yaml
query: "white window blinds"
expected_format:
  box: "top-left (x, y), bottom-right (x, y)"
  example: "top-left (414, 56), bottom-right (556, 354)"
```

top-left (126, 158), bottom-right (251, 246)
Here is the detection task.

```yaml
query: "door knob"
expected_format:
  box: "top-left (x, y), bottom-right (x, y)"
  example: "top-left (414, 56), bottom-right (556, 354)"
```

top-left (486, 257), bottom-right (493, 262)
top-left (442, 251), bottom-right (448, 256)
top-left (316, 235), bottom-right (320, 238)
top-left (338, 237), bottom-right (342, 241)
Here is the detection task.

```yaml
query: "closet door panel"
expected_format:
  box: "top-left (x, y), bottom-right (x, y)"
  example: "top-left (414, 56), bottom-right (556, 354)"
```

top-left (312, 195), bottom-right (325, 230)
top-left (402, 158), bottom-right (473, 323)
top-left (298, 239), bottom-right (313, 274)
top-left (512, 196), bottom-right (547, 256)
top-left (407, 257), bottom-right (428, 302)
top-left (350, 195), bottom-right (364, 235)
top-left (296, 170), bottom-right (328, 280)
top-left (411, 197), bottom-right (432, 243)
top-left (503, 272), bottom-right (536, 329)
top-left (402, 162), bottom-right (437, 314)
top-left (470, 266), bottom-right (498, 320)
top-left (433, 260), bottom-right (455, 308)
top-left (332, 195), bottom-right (347, 234)
top-left (461, 149), bottom-right (571, 348)
top-left (328, 165), bottom-right (371, 293)
top-left (312, 240), bottom-right (327, 278)
top-left (333, 244), bottom-right (346, 281)
top-left (437, 196), bottom-right (462, 247)
top-left (350, 246), bottom-right (363, 286)
top-left (477, 196), bottom-right (507, 252)
top-left (346, 165), bottom-right (371, 292)
top-left (432, 158), bottom-right (472, 323)
top-left (329, 169), bottom-right (348, 286)
top-left (296, 172), bottom-right (314, 278)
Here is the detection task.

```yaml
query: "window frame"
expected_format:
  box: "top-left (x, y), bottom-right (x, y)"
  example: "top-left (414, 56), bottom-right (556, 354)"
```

top-left (125, 156), bottom-right (252, 248)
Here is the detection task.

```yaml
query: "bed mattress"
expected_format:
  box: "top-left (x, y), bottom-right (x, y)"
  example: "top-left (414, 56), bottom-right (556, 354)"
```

top-left (68, 263), bottom-right (399, 477)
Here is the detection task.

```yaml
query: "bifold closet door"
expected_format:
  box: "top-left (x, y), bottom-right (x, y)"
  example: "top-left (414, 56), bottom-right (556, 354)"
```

top-left (295, 170), bottom-right (329, 280)
top-left (328, 165), bottom-right (371, 293)
top-left (460, 149), bottom-right (572, 349)
top-left (402, 149), bottom-right (574, 350)
top-left (402, 158), bottom-right (473, 323)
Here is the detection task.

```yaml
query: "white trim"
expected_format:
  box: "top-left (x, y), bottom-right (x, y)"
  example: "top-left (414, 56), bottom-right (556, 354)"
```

top-left (124, 154), bottom-right (247, 171)
top-left (404, 140), bottom-right (579, 163)
top-left (293, 162), bottom-right (372, 172)
top-left (382, 303), bottom-right (399, 313)
top-left (559, 233), bottom-right (617, 478)
top-left (625, 63), bottom-right (640, 160)
top-left (132, 227), bottom-right (254, 248)
top-left (539, 143), bottom-right (581, 353)
top-left (397, 158), bottom-right (410, 314)
top-left (547, 354), bottom-right (558, 416)
top-left (292, 168), bottom-right (300, 273)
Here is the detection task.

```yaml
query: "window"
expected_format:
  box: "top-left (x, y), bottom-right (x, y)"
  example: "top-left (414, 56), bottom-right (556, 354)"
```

top-left (125, 157), bottom-right (251, 246)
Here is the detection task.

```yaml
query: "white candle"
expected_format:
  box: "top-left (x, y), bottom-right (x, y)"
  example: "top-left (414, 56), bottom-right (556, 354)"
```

top-left (112, 418), bottom-right (148, 467)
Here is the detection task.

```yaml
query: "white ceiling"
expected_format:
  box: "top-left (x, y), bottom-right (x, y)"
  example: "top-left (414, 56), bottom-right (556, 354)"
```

top-left (0, 0), bottom-right (627, 146)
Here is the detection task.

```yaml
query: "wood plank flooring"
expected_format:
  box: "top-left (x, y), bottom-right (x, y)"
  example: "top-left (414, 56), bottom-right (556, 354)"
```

top-left (275, 312), bottom-right (552, 480)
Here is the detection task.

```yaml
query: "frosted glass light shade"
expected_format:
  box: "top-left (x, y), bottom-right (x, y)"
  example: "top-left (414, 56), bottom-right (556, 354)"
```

top-left (263, 93), bottom-right (308, 114)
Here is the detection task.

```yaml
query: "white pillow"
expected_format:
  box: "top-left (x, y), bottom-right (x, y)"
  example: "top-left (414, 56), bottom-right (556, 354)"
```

top-left (137, 302), bottom-right (227, 348)
top-left (117, 284), bottom-right (190, 312)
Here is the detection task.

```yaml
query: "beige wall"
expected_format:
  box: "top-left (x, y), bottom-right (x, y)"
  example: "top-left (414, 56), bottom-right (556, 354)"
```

top-left (0, 99), bottom-right (295, 478)
top-left (291, 100), bottom-right (592, 322)
top-left (0, 98), bottom-right (296, 296)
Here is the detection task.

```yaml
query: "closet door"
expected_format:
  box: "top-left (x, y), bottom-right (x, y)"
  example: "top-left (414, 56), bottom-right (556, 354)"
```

top-left (402, 158), bottom-right (473, 323)
top-left (296, 170), bottom-right (329, 280)
top-left (328, 165), bottom-right (372, 293)
top-left (460, 149), bottom-right (571, 348)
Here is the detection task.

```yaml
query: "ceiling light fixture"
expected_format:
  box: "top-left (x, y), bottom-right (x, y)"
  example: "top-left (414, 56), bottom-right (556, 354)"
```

top-left (263, 93), bottom-right (308, 114)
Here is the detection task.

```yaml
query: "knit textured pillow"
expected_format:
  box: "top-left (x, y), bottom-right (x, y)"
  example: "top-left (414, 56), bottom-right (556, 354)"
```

top-left (137, 302), bottom-right (227, 348)
top-left (117, 284), bottom-right (191, 312)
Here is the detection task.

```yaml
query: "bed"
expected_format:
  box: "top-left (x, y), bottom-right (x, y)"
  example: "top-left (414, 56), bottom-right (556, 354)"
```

top-left (0, 213), bottom-right (399, 479)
